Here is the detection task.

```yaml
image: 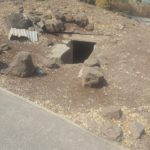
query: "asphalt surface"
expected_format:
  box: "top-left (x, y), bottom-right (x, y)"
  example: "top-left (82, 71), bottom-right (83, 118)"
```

top-left (0, 87), bottom-right (126, 150)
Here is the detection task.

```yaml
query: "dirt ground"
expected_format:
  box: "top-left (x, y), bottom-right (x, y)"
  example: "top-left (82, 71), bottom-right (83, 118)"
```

top-left (0, 0), bottom-right (150, 150)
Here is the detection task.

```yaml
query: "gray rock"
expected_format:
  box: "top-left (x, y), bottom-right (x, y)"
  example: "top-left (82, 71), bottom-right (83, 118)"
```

top-left (102, 106), bottom-right (122, 120)
top-left (8, 51), bottom-right (35, 77)
top-left (80, 66), bottom-right (105, 88)
top-left (102, 122), bottom-right (123, 142)
top-left (7, 13), bottom-right (33, 29)
top-left (44, 19), bottom-right (65, 33)
top-left (130, 122), bottom-right (145, 139)
top-left (48, 44), bottom-right (73, 64)
top-left (74, 14), bottom-right (89, 27)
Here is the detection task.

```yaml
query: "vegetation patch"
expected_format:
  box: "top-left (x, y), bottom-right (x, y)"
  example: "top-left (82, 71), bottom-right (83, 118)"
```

top-left (81, 0), bottom-right (150, 17)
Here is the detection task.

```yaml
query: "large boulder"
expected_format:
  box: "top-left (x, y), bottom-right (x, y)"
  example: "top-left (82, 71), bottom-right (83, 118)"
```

top-left (80, 66), bottom-right (105, 87)
top-left (8, 51), bottom-right (35, 77)
top-left (102, 122), bottom-right (123, 142)
top-left (48, 44), bottom-right (73, 65)
top-left (7, 13), bottom-right (33, 29)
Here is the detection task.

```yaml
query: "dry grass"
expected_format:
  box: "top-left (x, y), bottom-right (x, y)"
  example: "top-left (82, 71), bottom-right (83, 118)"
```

top-left (110, 0), bottom-right (150, 17)
top-left (96, 0), bottom-right (110, 7)
top-left (95, 0), bottom-right (150, 17)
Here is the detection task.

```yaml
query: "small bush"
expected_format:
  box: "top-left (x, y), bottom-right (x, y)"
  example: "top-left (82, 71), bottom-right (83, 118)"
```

top-left (96, 0), bottom-right (110, 7)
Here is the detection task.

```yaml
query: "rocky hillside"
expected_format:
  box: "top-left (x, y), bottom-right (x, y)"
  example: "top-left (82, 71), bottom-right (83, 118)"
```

top-left (0, 1), bottom-right (150, 150)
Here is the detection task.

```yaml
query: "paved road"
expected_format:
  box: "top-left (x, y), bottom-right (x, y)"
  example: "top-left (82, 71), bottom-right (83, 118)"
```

top-left (0, 88), bottom-right (126, 150)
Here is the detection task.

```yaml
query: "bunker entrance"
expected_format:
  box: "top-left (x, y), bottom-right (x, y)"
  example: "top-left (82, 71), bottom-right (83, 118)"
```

top-left (71, 40), bottom-right (95, 64)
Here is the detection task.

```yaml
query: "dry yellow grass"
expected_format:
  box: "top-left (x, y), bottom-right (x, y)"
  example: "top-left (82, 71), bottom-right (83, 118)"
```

top-left (95, 0), bottom-right (150, 17)
top-left (96, 0), bottom-right (110, 8)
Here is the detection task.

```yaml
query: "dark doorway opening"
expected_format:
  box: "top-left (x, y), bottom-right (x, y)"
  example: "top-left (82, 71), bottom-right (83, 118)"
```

top-left (72, 40), bottom-right (95, 64)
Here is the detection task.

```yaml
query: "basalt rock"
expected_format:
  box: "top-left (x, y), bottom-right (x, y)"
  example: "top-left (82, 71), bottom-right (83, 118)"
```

top-left (8, 51), bottom-right (35, 77)
top-left (7, 13), bottom-right (33, 29)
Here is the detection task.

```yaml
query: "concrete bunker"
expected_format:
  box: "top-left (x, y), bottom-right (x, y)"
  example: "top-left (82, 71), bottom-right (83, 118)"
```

top-left (71, 40), bottom-right (96, 64)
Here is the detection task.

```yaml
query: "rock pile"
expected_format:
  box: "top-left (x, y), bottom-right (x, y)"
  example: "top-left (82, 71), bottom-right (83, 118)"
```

top-left (100, 106), bottom-right (146, 142)
top-left (43, 11), bottom-right (92, 33)
top-left (9, 8), bottom-right (94, 34)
